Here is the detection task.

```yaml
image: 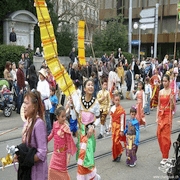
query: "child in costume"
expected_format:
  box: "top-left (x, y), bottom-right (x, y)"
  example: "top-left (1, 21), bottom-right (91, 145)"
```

top-left (144, 77), bottom-right (152, 115)
top-left (67, 79), bottom-right (81, 136)
top-left (48, 106), bottom-right (77, 180)
top-left (49, 87), bottom-right (58, 127)
top-left (133, 81), bottom-right (146, 126)
top-left (97, 78), bottom-right (111, 139)
top-left (109, 93), bottom-right (126, 162)
top-left (124, 106), bottom-right (140, 167)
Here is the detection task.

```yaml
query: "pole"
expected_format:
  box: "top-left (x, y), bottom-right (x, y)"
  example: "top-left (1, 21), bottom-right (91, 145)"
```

top-left (138, 26), bottom-right (141, 60)
top-left (128, 0), bottom-right (132, 53)
top-left (174, 3), bottom-right (179, 59)
top-left (154, 3), bottom-right (159, 58)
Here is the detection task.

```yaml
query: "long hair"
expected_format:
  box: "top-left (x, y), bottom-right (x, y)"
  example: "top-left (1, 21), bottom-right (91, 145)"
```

top-left (24, 90), bottom-right (44, 145)
top-left (5, 61), bottom-right (11, 71)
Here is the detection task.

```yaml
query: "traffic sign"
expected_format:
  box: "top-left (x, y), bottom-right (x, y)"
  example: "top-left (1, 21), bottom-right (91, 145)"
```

top-left (140, 23), bottom-right (154, 29)
top-left (139, 17), bottom-right (155, 24)
top-left (140, 8), bottom-right (155, 18)
top-left (131, 40), bottom-right (140, 46)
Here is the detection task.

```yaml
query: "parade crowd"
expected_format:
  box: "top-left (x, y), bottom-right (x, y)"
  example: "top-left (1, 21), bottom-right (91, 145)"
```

top-left (1, 47), bottom-right (180, 180)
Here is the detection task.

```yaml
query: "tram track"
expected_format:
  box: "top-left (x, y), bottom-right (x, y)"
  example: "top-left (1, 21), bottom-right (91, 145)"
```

top-left (1, 116), bottom-right (179, 170)
top-left (67, 128), bottom-right (180, 170)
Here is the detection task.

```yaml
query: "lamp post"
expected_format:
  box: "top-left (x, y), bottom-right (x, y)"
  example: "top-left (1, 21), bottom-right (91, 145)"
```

top-left (133, 22), bottom-right (141, 60)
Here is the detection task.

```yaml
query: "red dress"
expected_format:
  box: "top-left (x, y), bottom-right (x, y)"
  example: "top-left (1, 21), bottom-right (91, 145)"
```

top-left (110, 105), bottom-right (126, 160)
top-left (157, 94), bottom-right (172, 159)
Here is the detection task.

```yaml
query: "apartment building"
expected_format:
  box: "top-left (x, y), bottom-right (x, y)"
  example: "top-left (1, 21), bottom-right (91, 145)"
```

top-left (118, 0), bottom-right (180, 60)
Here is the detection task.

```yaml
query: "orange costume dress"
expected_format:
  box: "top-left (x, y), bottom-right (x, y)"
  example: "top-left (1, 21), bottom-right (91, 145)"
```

top-left (157, 94), bottom-right (173, 159)
top-left (134, 90), bottom-right (146, 125)
top-left (110, 105), bottom-right (126, 160)
top-left (150, 75), bottom-right (161, 108)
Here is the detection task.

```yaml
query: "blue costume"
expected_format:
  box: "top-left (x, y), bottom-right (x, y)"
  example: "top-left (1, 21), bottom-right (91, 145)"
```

top-left (124, 118), bottom-right (140, 166)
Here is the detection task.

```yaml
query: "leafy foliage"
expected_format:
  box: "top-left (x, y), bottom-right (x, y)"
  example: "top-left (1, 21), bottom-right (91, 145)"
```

top-left (93, 17), bottom-right (128, 54)
top-left (56, 25), bottom-right (75, 56)
top-left (0, 45), bottom-right (26, 77)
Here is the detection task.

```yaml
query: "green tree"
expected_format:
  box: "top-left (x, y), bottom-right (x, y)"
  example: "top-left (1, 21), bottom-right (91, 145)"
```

top-left (93, 17), bottom-right (128, 54)
top-left (0, 0), bottom-right (61, 53)
top-left (56, 25), bottom-right (75, 56)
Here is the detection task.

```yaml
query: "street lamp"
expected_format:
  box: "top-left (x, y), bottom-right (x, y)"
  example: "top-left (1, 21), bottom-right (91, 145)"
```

top-left (133, 22), bottom-right (146, 60)
top-left (133, 22), bottom-right (141, 60)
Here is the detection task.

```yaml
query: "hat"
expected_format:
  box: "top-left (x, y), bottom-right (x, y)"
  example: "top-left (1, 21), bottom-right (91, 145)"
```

top-left (20, 103), bottom-right (26, 122)
top-left (38, 68), bottom-right (47, 77)
top-left (19, 60), bottom-right (25, 65)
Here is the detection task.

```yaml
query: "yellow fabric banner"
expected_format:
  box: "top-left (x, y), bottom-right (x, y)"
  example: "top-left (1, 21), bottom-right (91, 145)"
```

top-left (34, 0), bottom-right (75, 96)
top-left (78, 20), bottom-right (86, 65)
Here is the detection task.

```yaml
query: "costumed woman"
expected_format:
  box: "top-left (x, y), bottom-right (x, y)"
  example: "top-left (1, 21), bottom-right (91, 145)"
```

top-left (156, 74), bottom-right (175, 165)
top-left (70, 79), bottom-right (101, 180)
top-left (14, 90), bottom-right (48, 180)
top-left (150, 68), bottom-right (161, 109)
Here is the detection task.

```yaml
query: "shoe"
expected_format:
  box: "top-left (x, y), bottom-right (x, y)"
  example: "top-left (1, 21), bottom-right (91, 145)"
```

top-left (112, 157), bottom-right (118, 162)
top-left (146, 113), bottom-right (150, 115)
top-left (150, 108), bottom-right (154, 111)
top-left (97, 134), bottom-right (103, 139)
top-left (160, 159), bottom-right (168, 166)
top-left (129, 162), bottom-right (136, 167)
top-left (105, 129), bottom-right (110, 135)
top-left (113, 154), bottom-right (122, 162)
top-left (96, 174), bottom-right (101, 180)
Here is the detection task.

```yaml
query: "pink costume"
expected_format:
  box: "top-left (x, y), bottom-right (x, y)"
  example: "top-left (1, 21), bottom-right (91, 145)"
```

top-left (133, 90), bottom-right (146, 125)
top-left (48, 121), bottom-right (77, 178)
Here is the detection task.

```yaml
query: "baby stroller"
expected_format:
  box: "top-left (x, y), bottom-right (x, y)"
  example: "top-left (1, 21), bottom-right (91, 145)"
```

top-left (0, 79), bottom-right (13, 117)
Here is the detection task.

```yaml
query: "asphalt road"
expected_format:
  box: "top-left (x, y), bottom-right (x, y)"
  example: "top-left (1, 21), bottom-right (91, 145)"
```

top-left (0, 96), bottom-right (180, 180)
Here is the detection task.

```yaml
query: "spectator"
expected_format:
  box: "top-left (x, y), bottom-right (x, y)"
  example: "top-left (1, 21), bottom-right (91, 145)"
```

top-left (69, 47), bottom-right (77, 63)
top-left (37, 68), bottom-right (52, 135)
top-left (27, 64), bottom-right (38, 90)
top-left (9, 28), bottom-right (16, 45)
top-left (16, 60), bottom-right (26, 114)
top-left (4, 61), bottom-right (13, 90)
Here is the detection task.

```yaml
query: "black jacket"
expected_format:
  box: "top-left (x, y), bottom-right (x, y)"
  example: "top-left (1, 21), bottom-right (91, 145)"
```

top-left (16, 143), bottom-right (37, 180)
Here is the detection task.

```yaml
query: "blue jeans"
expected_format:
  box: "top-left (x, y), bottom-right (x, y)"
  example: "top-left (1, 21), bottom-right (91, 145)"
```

top-left (144, 94), bottom-right (150, 114)
top-left (45, 110), bottom-right (52, 135)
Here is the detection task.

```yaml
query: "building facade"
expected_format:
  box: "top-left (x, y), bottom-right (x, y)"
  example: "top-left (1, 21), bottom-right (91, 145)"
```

top-left (118, 0), bottom-right (180, 60)
top-left (51, 0), bottom-right (106, 45)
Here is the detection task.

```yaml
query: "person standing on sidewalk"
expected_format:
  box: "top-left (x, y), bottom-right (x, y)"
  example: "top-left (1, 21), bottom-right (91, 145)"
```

top-left (156, 74), bottom-right (175, 166)
top-left (97, 78), bottom-right (111, 139)
top-left (125, 64), bottom-right (134, 100)
top-left (109, 94), bottom-right (126, 162)
top-left (16, 60), bottom-right (25, 114)
top-left (37, 68), bottom-right (52, 135)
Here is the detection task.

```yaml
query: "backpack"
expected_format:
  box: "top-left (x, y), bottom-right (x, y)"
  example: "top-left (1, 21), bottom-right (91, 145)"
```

top-left (167, 142), bottom-right (180, 180)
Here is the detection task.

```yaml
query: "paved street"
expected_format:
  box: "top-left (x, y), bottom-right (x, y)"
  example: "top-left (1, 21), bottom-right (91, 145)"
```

top-left (0, 97), bottom-right (180, 180)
